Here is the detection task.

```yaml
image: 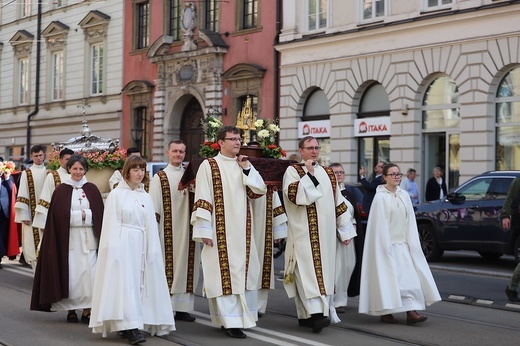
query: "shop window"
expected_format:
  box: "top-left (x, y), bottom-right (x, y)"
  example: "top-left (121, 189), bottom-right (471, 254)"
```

top-left (303, 89), bottom-right (330, 166)
top-left (496, 67), bottom-right (520, 170)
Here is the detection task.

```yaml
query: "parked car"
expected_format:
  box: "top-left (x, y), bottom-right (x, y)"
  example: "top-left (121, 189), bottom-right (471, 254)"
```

top-left (415, 171), bottom-right (520, 263)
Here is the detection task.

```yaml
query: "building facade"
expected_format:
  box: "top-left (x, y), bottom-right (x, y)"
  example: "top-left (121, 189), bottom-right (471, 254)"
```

top-left (0, 0), bottom-right (124, 165)
top-left (277, 0), bottom-right (520, 198)
top-left (123, 0), bottom-right (281, 161)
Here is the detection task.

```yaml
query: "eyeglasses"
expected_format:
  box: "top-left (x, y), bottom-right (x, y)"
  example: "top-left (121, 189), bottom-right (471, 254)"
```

top-left (334, 171), bottom-right (345, 175)
top-left (302, 146), bottom-right (321, 151)
top-left (386, 173), bottom-right (403, 178)
top-left (223, 137), bottom-right (241, 142)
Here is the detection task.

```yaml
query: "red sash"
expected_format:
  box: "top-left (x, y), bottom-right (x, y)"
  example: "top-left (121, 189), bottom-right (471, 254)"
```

top-left (7, 182), bottom-right (20, 257)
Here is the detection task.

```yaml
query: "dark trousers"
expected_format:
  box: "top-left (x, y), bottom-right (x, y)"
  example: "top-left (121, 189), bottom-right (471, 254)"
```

top-left (0, 212), bottom-right (8, 259)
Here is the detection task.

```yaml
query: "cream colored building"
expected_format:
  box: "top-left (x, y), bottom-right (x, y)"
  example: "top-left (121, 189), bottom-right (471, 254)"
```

top-left (277, 0), bottom-right (520, 196)
top-left (0, 0), bottom-right (123, 165)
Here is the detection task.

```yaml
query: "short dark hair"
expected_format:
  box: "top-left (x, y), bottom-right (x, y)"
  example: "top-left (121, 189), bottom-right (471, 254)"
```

top-left (298, 136), bottom-right (316, 149)
top-left (30, 145), bottom-right (45, 154)
top-left (59, 148), bottom-right (74, 158)
top-left (126, 147), bottom-right (141, 156)
top-left (407, 168), bottom-right (416, 174)
top-left (330, 162), bottom-right (343, 169)
top-left (168, 139), bottom-right (185, 148)
top-left (66, 154), bottom-right (89, 173)
top-left (217, 126), bottom-right (240, 142)
top-left (122, 155), bottom-right (149, 185)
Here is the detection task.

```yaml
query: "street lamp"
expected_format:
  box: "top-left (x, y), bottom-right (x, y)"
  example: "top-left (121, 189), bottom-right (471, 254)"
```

top-left (130, 127), bottom-right (143, 150)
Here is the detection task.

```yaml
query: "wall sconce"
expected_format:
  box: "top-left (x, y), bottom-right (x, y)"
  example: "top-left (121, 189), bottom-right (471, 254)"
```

top-left (401, 104), bottom-right (409, 116)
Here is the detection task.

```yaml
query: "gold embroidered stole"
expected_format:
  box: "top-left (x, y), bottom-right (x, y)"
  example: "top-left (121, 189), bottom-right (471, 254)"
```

top-left (261, 188), bottom-right (274, 289)
top-left (293, 165), bottom-right (326, 295)
top-left (157, 170), bottom-right (174, 290)
top-left (207, 158), bottom-right (252, 295)
top-left (51, 170), bottom-right (61, 187)
top-left (26, 169), bottom-right (40, 249)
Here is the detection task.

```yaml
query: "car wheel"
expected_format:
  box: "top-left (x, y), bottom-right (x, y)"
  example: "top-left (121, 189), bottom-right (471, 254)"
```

top-left (514, 236), bottom-right (520, 264)
top-left (417, 223), bottom-right (443, 261)
top-left (477, 251), bottom-right (503, 261)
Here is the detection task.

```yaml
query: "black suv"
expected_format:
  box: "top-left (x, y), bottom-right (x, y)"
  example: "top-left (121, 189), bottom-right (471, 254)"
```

top-left (415, 171), bottom-right (520, 263)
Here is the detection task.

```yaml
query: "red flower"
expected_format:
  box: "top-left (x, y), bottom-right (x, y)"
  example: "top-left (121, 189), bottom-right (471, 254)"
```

top-left (280, 149), bottom-right (287, 157)
top-left (267, 144), bottom-right (277, 149)
top-left (204, 141), bottom-right (213, 145)
top-left (210, 143), bottom-right (220, 150)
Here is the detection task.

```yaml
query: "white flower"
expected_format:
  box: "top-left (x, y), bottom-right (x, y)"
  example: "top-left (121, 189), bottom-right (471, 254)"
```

top-left (209, 120), bottom-right (221, 128)
top-left (254, 119), bottom-right (264, 128)
top-left (257, 129), bottom-right (270, 139)
top-left (268, 124), bottom-right (280, 133)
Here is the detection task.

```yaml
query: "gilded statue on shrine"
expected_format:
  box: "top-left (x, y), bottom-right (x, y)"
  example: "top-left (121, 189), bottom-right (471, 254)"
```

top-left (236, 95), bottom-right (257, 146)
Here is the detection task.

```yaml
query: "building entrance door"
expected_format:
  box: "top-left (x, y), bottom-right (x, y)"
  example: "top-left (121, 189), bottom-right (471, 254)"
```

top-left (424, 132), bottom-right (460, 193)
top-left (180, 97), bottom-right (204, 162)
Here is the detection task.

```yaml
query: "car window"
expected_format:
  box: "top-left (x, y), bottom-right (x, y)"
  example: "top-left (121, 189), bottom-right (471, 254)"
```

top-left (455, 177), bottom-right (493, 200)
top-left (486, 177), bottom-right (514, 199)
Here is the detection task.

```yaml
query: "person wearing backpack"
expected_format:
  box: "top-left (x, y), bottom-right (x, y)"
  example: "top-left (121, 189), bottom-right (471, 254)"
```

top-left (500, 176), bottom-right (520, 302)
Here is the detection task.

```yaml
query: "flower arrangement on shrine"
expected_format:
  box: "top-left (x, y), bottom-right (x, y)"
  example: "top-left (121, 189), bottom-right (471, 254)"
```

top-left (198, 115), bottom-right (223, 158)
top-left (254, 119), bottom-right (286, 159)
top-left (0, 160), bottom-right (16, 174)
top-left (46, 147), bottom-right (127, 170)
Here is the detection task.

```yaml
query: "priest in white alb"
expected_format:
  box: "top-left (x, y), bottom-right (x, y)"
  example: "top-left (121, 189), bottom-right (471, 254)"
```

top-left (191, 126), bottom-right (267, 339)
top-left (282, 136), bottom-right (355, 334)
top-left (149, 140), bottom-right (200, 323)
top-left (32, 148), bottom-right (73, 229)
top-left (14, 145), bottom-right (48, 270)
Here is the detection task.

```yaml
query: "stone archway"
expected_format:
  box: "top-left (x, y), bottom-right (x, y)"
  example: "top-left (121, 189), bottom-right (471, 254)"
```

top-left (180, 97), bottom-right (204, 162)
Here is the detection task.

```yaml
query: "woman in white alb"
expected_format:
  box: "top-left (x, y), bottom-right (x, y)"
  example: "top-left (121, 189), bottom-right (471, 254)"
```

top-left (358, 163), bottom-right (441, 325)
top-left (89, 155), bottom-right (175, 345)
top-left (31, 155), bottom-right (104, 323)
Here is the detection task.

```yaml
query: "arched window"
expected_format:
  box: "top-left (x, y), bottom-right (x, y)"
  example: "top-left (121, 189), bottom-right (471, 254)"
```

top-left (422, 76), bottom-right (460, 190)
top-left (422, 76), bottom-right (460, 129)
top-left (302, 89), bottom-right (330, 166)
top-left (357, 83), bottom-right (390, 177)
top-left (496, 67), bottom-right (520, 170)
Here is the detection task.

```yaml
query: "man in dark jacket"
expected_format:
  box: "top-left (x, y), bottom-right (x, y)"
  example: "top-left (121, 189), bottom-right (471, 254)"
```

top-left (358, 162), bottom-right (385, 215)
top-left (500, 177), bottom-right (520, 302)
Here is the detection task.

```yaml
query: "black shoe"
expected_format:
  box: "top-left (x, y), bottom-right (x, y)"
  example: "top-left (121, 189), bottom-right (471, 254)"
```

top-left (127, 329), bottom-right (146, 345)
top-left (221, 327), bottom-right (247, 339)
top-left (66, 311), bottom-right (78, 323)
top-left (118, 330), bottom-right (129, 338)
top-left (175, 311), bottom-right (196, 322)
top-left (81, 313), bottom-right (90, 324)
top-left (505, 286), bottom-right (520, 302)
top-left (298, 318), bottom-right (312, 328)
top-left (311, 313), bottom-right (330, 333)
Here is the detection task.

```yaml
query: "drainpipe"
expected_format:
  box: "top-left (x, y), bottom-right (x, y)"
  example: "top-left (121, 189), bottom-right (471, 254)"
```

top-left (26, 1), bottom-right (42, 157)
top-left (274, 0), bottom-right (281, 144)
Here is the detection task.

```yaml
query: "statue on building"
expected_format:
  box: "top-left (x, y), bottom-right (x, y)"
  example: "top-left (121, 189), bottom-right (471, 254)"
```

top-left (181, 2), bottom-right (197, 52)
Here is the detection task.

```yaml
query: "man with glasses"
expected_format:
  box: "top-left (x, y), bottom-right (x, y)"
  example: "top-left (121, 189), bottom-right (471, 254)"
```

top-left (359, 161), bottom-right (385, 215)
top-left (191, 126), bottom-right (267, 339)
top-left (149, 140), bottom-right (201, 323)
top-left (282, 136), bottom-right (355, 333)
top-left (14, 145), bottom-right (48, 270)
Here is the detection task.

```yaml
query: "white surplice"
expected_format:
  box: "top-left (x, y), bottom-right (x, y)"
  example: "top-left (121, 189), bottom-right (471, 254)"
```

top-left (149, 164), bottom-right (201, 312)
top-left (89, 180), bottom-right (175, 337)
top-left (191, 153), bottom-right (267, 329)
top-left (282, 164), bottom-right (355, 319)
top-left (14, 163), bottom-right (47, 269)
top-left (250, 191), bottom-right (287, 313)
top-left (33, 167), bottom-right (70, 229)
top-left (358, 185), bottom-right (441, 316)
top-left (333, 197), bottom-right (357, 308)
